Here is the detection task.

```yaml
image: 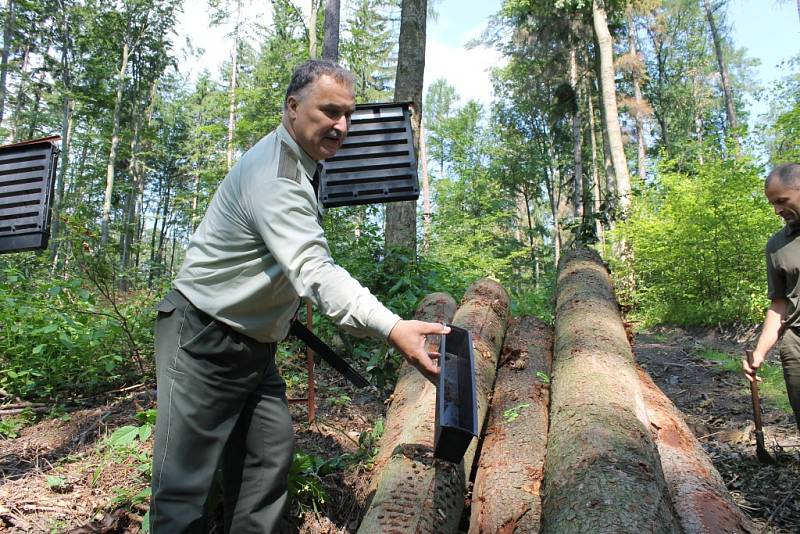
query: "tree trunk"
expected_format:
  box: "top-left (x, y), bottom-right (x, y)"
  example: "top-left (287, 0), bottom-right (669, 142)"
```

top-left (542, 248), bottom-right (680, 533)
top-left (635, 367), bottom-right (757, 534)
top-left (49, 96), bottom-right (73, 262)
top-left (308, 0), bottom-right (319, 58)
top-left (9, 43), bottom-right (29, 142)
top-left (569, 29), bottom-right (583, 218)
top-left (0, 0), bottom-right (14, 128)
top-left (101, 40), bottom-right (129, 246)
top-left (627, 7), bottom-right (647, 184)
top-left (420, 118), bottom-right (431, 252)
top-left (359, 292), bottom-right (457, 533)
top-left (226, 0), bottom-right (241, 170)
top-left (703, 0), bottom-right (738, 134)
top-left (587, 79), bottom-right (605, 248)
top-left (385, 0), bottom-right (426, 257)
top-left (322, 0), bottom-right (340, 61)
top-left (469, 316), bottom-right (553, 534)
top-left (359, 279), bottom-right (510, 534)
top-left (592, 0), bottom-right (631, 214)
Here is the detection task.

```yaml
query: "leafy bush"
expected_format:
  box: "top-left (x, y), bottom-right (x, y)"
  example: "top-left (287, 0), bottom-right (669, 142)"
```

top-left (615, 152), bottom-right (778, 326)
top-left (0, 256), bottom-right (158, 399)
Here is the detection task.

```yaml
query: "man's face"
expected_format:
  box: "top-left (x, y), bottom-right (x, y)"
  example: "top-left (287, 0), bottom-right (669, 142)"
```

top-left (765, 178), bottom-right (800, 225)
top-left (285, 75), bottom-right (355, 161)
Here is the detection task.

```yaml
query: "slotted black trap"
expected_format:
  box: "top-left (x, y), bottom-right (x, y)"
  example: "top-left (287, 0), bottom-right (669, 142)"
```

top-left (0, 136), bottom-right (60, 253)
top-left (320, 102), bottom-right (419, 208)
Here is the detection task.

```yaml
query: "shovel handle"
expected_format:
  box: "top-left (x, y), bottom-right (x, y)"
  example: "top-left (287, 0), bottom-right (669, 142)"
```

top-left (745, 349), bottom-right (764, 431)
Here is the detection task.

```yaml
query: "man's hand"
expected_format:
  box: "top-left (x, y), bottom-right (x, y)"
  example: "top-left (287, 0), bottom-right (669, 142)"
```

top-left (743, 349), bottom-right (764, 383)
top-left (388, 320), bottom-right (451, 384)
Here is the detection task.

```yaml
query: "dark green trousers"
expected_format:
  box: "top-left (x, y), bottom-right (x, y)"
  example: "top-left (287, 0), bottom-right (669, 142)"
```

top-left (780, 328), bottom-right (800, 431)
top-left (150, 290), bottom-right (293, 533)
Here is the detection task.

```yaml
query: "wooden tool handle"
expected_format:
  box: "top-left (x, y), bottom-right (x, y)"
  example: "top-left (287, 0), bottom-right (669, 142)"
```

top-left (745, 349), bottom-right (764, 431)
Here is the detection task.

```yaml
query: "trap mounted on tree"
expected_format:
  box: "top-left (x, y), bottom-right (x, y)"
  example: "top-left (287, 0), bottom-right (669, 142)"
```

top-left (320, 102), bottom-right (419, 208)
top-left (0, 136), bottom-right (60, 254)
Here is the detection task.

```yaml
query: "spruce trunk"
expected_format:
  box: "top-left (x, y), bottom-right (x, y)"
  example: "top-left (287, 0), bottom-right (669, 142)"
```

top-left (359, 279), bottom-right (510, 533)
top-left (542, 248), bottom-right (679, 533)
top-left (636, 367), bottom-right (757, 534)
top-left (469, 316), bottom-right (553, 534)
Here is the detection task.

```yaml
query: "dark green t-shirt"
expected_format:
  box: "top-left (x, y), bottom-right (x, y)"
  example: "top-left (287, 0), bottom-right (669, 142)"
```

top-left (766, 223), bottom-right (800, 329)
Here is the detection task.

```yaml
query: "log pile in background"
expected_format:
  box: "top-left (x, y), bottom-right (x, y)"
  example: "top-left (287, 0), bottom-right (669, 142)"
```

top-left (359, 279), bottom-right (509, 534)
top-left (469, 315), bottom-right (553, 534)
top-left (637, 367), bottom-right (758, 534)
top-left (542, 248), bottom-right (681, 533)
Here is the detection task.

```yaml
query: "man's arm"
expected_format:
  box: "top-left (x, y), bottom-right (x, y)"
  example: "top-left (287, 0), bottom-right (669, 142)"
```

top-left (744, 298), bottom-right (787, 382)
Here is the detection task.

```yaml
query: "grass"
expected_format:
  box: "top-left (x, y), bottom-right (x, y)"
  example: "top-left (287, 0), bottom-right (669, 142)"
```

top-left (698, 349), bottom-right (792, 414)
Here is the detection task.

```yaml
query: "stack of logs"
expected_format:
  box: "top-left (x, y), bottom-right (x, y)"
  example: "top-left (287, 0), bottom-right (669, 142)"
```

top-left (358, 248), bottom-right (756, 534)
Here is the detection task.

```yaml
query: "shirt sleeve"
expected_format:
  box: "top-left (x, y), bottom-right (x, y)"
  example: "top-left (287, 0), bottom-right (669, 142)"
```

top-left (766, 246), bottom-right (785, 300)
top-left (245, 174), bottom-right (401, 339)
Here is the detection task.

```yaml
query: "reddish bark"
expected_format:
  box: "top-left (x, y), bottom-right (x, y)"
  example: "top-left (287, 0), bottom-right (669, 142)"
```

top-left (637, 367), bottom-right (758, 534)
top-left (469, 316), bottom-right (553, 534)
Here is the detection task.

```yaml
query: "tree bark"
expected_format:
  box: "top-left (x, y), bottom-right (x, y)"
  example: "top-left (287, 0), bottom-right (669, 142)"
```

top-left (626, 7), bottom-right (647, 184)
top-left (592, 0), bottom-right (631, 214)
top-left (322, 0), bottom-right (340, 62)
top-left (0, 0), bottom-right (14, 128)
top-left (49, 97), bottom-right (73, 262)
top-left (359, 279), bottom-right (510, 533)
top-left (420, 118), bottom-right (431, 252)
top-left (101, 40), bottom-right (129, 246)
top-left (359, 292), bottom-right (457, 534)
top-left (587, 78), bottom-right (605, 248)
top-left (308, 0), bottom-right (319, 58)
top-left (226, 0), bottom-right (241, 170)
top-left (635, 367), bottom-right (757, 534)
top-left (542, 248), bottom-right (680, 533)
top-left (469, 316), bottom-right (553, 534)
top-left (385, 0), bottom-right (426, 257)
top-left (703, 0), bottom-right (738, 134)
top-left (569, 29), bottom-right (583, 218)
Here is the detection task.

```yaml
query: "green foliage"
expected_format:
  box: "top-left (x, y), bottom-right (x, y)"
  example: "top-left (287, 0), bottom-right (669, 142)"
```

top-left (502, 403), bottom-right (530, 423)
top-left (615, 151), bottom-right (778, 326)
top-left (0, 408), bottom-right (35, 439)
top-left (287, 451), bottom-right (330, 514)
top-left (0, 258), bottom-right (158, 399)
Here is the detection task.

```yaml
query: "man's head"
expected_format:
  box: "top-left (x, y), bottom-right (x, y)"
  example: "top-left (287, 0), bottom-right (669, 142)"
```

top-left (282, 59), bottom-right (355, 161)
top-left (765, 163), bottom-right (800, 225)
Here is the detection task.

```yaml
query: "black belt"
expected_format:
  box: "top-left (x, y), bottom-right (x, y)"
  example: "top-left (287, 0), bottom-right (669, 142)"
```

top-left (289, 319), bottom-right (370, 388)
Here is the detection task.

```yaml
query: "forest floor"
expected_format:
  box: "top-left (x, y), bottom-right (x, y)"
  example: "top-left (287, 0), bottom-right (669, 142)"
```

top-left (0, 326), bottom-right (798, 533)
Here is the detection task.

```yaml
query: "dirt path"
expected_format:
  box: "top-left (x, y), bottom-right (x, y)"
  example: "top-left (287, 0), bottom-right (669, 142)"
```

top-left (634, 327), bottom-right (800, 533)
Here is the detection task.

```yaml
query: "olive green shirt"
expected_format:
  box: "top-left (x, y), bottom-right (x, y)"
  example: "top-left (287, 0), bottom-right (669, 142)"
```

top-left (173, 123), bottom-right (401, 343)
top-left (766, 222), bottom-right (800, 330)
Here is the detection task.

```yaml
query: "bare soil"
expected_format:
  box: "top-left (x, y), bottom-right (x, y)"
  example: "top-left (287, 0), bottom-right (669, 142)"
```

top-left (1, 326), bottom-right (798, 533)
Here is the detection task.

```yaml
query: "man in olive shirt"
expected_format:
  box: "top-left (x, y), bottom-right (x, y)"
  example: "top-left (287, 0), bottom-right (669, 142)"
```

top-left (149, 60), bottom-right (448, 533)
top-left (744, 163), bottom-right (800, 431)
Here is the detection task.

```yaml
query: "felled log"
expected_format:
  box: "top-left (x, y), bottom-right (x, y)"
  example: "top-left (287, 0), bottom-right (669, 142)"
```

top-left (542, 248), bottom-right (680, 533)
top-left (469, 316), bottom-right (553, 534)
top-left (637, 367), bottom-right (758, 534)
top-left (359, 279), bottom-right (510, 534)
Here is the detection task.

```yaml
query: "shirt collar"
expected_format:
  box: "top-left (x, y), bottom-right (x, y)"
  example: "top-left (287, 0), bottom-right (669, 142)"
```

top-left (276, 123), bottom-right (318, 178)
top-left (785, 222), bottom-right (800, 237)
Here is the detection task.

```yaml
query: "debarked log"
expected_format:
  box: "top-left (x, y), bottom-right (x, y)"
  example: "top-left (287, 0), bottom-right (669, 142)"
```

top-left (541, 248), bottom-right (680, 533)
top-left (469, 315), bottom-right (553, 534)
top-left (637, 367), bottom-right (758, 534)
top-left (358, 279), bottom-right (510, 534)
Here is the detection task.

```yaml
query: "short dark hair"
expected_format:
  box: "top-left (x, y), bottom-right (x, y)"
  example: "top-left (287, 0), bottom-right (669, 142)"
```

top-left (766, 163), bottom-right (800, 189)
top-left (284, 59), bottom-right (354, 109)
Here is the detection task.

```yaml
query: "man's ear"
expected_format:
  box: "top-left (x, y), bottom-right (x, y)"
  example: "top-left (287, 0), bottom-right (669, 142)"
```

top-left (286, 95), bottom-right (299, 118)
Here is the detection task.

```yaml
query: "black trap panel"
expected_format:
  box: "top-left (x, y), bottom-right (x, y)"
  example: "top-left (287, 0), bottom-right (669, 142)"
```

top-left (0, 136), bottom-right (60, 253)
top-left (320, 102), bottom-right (420, 208)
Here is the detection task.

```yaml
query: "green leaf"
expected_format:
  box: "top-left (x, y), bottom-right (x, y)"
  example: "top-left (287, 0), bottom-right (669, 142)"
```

top-left (32, 344), bottom-right (47, 355)
top-left (108, 425), bottom-right (140, 447)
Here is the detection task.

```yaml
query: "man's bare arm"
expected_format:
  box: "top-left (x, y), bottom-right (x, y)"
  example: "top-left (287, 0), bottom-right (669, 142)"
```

top-left (744, 298), bottom-right (788, 382)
